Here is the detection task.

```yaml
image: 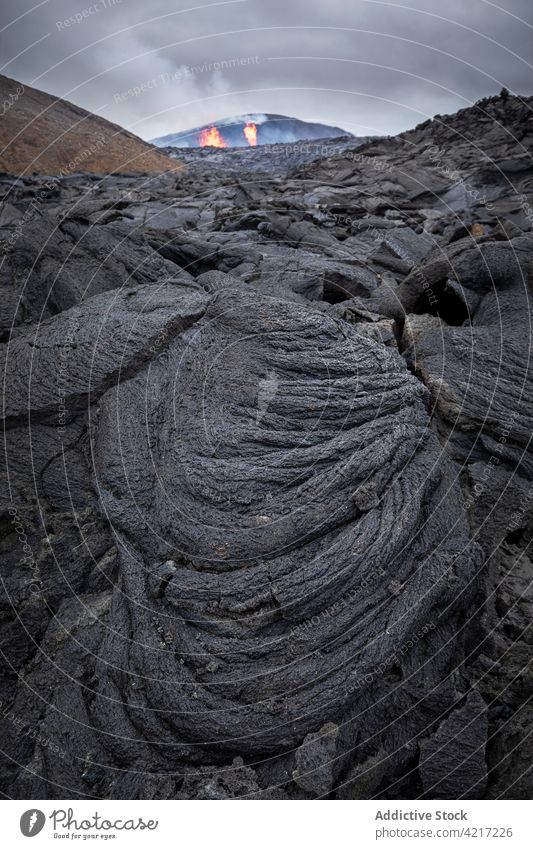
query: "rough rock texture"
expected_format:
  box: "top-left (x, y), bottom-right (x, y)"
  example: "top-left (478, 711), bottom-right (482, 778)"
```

top-left (1, 90), bottom-right (532, 800)
top-left (418, 692), bottom-right (488, 799)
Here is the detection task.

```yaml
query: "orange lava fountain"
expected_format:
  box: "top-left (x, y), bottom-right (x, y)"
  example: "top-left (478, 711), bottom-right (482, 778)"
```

top-left (199, 126), bottom-right (228, 148)
top-left (243, 122), bottom-right (258, 146)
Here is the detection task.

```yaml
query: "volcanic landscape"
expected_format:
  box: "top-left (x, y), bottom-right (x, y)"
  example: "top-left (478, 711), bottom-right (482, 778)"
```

top-left (1, 79), bottom-right (532, 800)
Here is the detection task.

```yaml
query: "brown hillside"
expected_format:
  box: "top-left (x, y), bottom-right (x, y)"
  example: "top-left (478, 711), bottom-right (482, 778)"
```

top-left (0, 74), bottom-right (181, 176)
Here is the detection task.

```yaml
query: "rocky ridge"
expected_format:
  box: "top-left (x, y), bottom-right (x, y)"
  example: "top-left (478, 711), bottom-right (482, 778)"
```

top-left (0, 74), bottom-right (181, 176)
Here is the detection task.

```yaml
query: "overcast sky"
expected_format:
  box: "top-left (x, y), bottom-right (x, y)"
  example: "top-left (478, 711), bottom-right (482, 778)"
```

top-left (1, 0), bottom-right (532, 140)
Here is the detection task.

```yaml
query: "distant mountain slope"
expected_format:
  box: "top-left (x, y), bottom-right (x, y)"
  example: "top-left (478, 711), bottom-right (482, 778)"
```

top-left (0, 74), bottom-right (181, 176)
top-left (151, 113), bottom-right (353, 148)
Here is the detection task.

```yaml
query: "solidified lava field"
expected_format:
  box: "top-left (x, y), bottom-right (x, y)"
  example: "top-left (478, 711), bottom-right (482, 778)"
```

top-left (1, 90), bottom-right (532, 800)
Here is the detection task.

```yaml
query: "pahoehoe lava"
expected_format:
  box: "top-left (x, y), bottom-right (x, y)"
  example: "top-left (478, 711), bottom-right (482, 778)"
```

top-left (1, 89), bottom-right (532, 800)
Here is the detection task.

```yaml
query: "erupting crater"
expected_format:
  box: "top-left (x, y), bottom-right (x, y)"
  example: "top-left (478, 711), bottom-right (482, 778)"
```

top-left (199, 121), bottom-right (258, 148)
top-left (199, 125), bottom-right (228, 148)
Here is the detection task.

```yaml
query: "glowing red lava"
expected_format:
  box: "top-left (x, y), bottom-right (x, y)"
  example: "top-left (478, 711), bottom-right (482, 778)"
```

top-left (244, 122), bottom-right (258, 146)
top-left (199, 126), bottom-right (228, 148)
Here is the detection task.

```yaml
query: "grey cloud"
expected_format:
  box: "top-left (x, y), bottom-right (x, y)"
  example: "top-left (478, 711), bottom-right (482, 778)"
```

top-left (1, 0), bottom-right (532, 139)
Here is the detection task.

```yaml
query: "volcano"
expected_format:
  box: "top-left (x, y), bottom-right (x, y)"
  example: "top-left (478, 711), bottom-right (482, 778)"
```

top-left (150, 113), bottom-right (352, 148)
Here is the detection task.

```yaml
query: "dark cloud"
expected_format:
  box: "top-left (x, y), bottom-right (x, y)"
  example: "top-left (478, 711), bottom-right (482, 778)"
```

top-left (1, 0), bottom-right (532, 139)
